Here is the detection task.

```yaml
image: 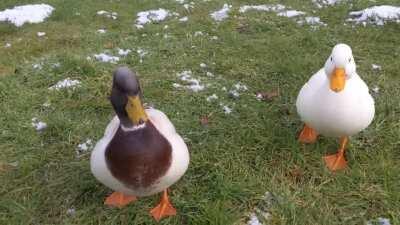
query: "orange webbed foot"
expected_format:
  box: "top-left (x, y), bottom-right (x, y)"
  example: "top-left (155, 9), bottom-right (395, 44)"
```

top-left (298, 124), bottom-right (318, 144)
top-left (324, 153), bottom-right (347, 171)
top-left (104, 192), bottom-right (137, 208)
top-left (150, 190), bottom-right (177, 222)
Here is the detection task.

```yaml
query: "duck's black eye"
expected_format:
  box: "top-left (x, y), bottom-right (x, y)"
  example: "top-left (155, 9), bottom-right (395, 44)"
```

top-left (330, 57), bottom-right (333, 61)
top-left (348, 58), bottom-right (351, 62)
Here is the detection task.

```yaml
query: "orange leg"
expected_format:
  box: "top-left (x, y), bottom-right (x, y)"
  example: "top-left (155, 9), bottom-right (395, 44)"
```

top-left (323, 137), bottom-right (348, 171)
top-left (298, 124), bottom-right (318, 144)
top-left (104, 192), bottom-right (137, 208)
top-left (150, 190), bottom-right (177, 222)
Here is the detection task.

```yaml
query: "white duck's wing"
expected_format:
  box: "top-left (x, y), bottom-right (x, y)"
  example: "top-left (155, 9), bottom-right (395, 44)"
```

top-left (296, 68), bottom-right (327, 120)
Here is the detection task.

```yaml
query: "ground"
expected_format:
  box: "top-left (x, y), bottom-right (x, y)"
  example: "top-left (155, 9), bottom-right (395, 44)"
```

top-left (0, 0), bottom-right (399, 225)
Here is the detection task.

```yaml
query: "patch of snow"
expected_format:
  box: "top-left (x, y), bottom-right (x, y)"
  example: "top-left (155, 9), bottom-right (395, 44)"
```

top-left (206, 71), bottom-right (214, 77)
top-left (135, 24), bottom-right (144, 29)
top-left (184, 2), bottom-right (195, 10)
top-left (163, 25), bottom-right (169, 29)
top-left (97, 29), bottom-right (106, 33)
top-left (5, 43), bottom-right (11, 48)
top-left (86, 56), bottom-right (91, 61)
top-left (42, 101), bottom-right (51, 107)
top-left (277, 10), bottom-right (306, 18)
top-left (298, 16), bottom-right (327, 27)
top-left (206, 94), bottom-right (218, 102)
top-left (179, 16), bottom-right (188, 22)
top-left (0, 4), bottom-right (54, 27)
top-left (77, 139), bottom-right (93, 155)
top-left (176, 70), bottom-right (205, 92)
top-left (173, 83), bottom-right (182, 88)
top-left (313, 0), bottom-right (343, 8)
top-left (239, 4), bottom-right (286, 13)
top-left (52, 62), bottom-right (61, 68)
top-left (117, 48), bottom-right (131, 56)
top-left (97, 10), bottom-right (117, 19)
top-left (247, 213), bottom-right (264, 225)
top-left (94, 53), bottom-right (120, 63)
top-left (200, 63), bottom-right (207, 68)
top-left (229, 90), bottom-right (240, 98)
top-left (211, 35), bottom-right (219, 40)
top-left (372, 86), bottom-right (380, 93)
top-left (66, 208), bottom-right (76, 216)
top-left (49, 78), bottom-right (81, 90)
top-left (137, 48), bottom-right (148, 63)
top-left (372, 64), bottom-right (382, 70)
top-left (367, 217), bottom-right (391, 225)
top-left (220, 103), bottom-right (232, 114)
top-left (31, 118), bottom-right (47, 131)
top-left (37, 32), bottom-right (46, 37)
top-left (163, 33), bottom-right (170, 39)
top-left (136, 9), bottom-right (171, 26)
top-left (32, 63), bottom-right (42, 70)
top-left (348, 5), bottom-right (400, 26)
top-left (234, 82), bottom-right (248, 91)
top-left (210, 4), bottom-right (232, 22)
top-left (194, 31), bottom-right (204, 37)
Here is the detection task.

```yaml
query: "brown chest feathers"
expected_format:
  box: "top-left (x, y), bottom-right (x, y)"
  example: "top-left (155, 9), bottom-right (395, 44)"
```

top-left (105, 121), bottom-right (172, 189)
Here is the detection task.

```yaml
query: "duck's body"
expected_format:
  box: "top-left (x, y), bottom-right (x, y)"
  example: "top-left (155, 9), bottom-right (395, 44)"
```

top-left (296, 44), bottom-right (375, 171)
top-left (296, 68), bottom-right (374, 137)
top-left (90, 67), bottom-right (189, 221)
top-left (91, 108), bottom-right (189, 197)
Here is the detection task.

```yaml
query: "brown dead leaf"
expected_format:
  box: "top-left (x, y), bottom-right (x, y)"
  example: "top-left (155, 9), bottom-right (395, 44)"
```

top-left (104, 42), bottom-right (114, 49)
top-left (236, 23), bottom-right (250, 33)
top-left (200, 115), bottom-right (209, 126)
top-left (256, 90), bottom-right (279, 101)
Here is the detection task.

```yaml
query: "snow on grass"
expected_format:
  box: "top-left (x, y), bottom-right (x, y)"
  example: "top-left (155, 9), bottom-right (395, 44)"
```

top-left (211, 35), bottom-right (219, 40)
top-left (239, 4), bottom-right (325, 27)
top-left (179, 16), bottom-right (188, 22)
top-left (195, 31), bottom-right (204, 37)
top-left (239, 4), bottom-right (286, 13)
top-left (32, 63), bottom-right (42, 70)
top-left (97, 29), bottom-right (106, 34)
top-left (175, 70), bottom-right (205, 92)
top-left (297, 16), bottom-right (327, 27)
top-left (367, 217), bottom-right (391, 225)
top-left (117, 48), bottom-right (131, 56)
top-left (49, 78), bottom-right (81, 90)
top-left (206, 71), bottom-right (214, 77)
top-left (228, 82), bottom-right (248, 99)
top-left (77, 139), bottom-right (93, 156)
top-left (66, 208), bottom-right (76, 216)
top-left (0, 4), bottom-right (54, 27)
top-left (37, 32), bottom-right (46, 37)
top-left (313, 0), bottom-right (343, 8)
top-left (5, 43), bottom-right (11, 48)
top-left (94, 53), bottom-right (120, 63)
top-left (210, 4), bottom-right (232, 22)
top-left (136, 9), bottom-right (171, 27)
top-left (372, 64), bottom-right (382, 70)
top-left (97, 10), bottom-right (117, 19)
top-left (277, 10), bottom-right (305, 18)
top-left (137, 48), bottom-right (148, 63)
top-left (184, 2), bottom-right (195, 10)
top-left (206, 94), bottom-right (218, 102)
top-left (200, 63), bottom-right (207, 68)
top-left (247, 214), bottom-right (263, 225)
top-left (31, 118), bottom-right (47, 131)
top-left (220, 103), bottom-right (233, 114)
top-left (348, 5), bottom-right (400, 26)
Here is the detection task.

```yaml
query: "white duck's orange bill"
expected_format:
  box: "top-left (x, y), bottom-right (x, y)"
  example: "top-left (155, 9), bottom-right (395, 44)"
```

top-left (330, 68), bottom-right (346, 92)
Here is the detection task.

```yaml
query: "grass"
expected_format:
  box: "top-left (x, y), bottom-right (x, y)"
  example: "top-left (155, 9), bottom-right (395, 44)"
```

top-left (1, 0), bottom-right (399, 224)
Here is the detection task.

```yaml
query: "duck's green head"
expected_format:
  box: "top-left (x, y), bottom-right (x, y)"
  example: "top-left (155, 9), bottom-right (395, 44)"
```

top-left (110, 67), bottom-right (148, 128)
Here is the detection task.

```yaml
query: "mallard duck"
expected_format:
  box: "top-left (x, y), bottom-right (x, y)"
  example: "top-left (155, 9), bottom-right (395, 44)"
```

top-left (90, 67), bottom-right (190, 221)
top-left (296, 44), bottom-right (375, 171)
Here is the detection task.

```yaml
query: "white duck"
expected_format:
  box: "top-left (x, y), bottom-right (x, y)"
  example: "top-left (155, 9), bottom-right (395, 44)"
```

top-left (296, 43), bottom-right (375, 171)
top-left (90, 67), bottom-right (189, 221)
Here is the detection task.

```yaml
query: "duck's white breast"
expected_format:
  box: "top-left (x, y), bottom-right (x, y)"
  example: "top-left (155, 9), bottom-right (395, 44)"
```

top-left (90, 109), bottom-right (189, 197)
top-left (296, 69), bottom-right (375, 137)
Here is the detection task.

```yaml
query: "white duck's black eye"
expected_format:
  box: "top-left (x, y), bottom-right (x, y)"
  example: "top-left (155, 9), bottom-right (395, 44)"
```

top-left (330, 57), bottom-right (333, 61)
top-left (348, 58), bottom-right (351, 62)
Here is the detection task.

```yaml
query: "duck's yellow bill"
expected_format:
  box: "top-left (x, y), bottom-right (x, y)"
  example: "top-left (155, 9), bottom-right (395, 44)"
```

top-left (330, 68), bottom-right (346, 92)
